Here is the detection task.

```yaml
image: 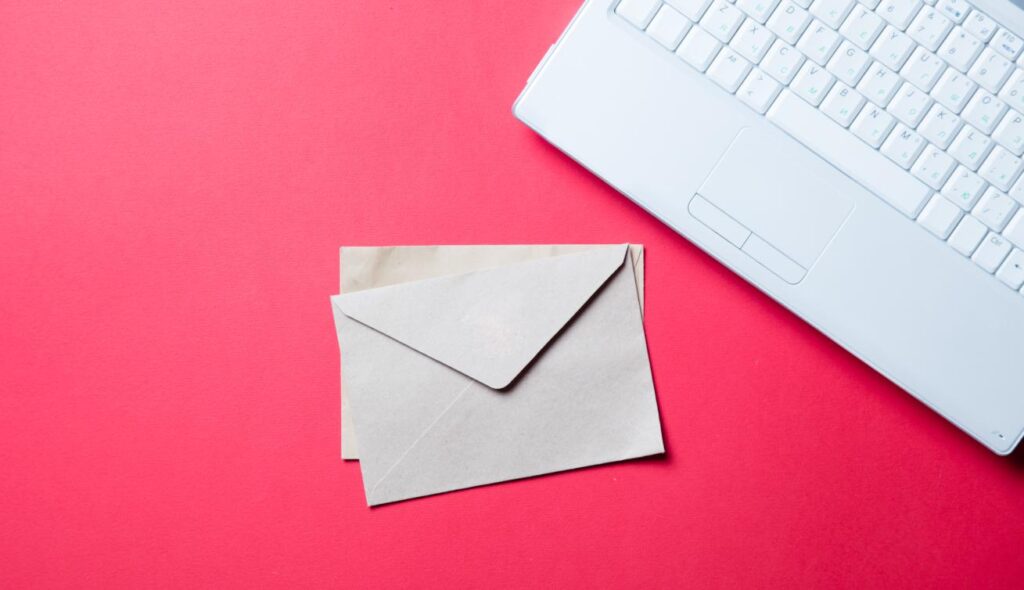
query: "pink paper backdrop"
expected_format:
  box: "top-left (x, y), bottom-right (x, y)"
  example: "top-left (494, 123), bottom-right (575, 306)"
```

top-left (2, 1), bottom-right (1023, 587)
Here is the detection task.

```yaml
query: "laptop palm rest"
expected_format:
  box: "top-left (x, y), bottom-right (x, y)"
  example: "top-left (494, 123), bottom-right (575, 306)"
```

top-left (690, 127), bottom-right (855, 284)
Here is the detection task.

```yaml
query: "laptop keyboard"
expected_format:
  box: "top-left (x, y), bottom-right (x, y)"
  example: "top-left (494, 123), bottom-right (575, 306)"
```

top-left (615, 0), bottom-right (1024, 294)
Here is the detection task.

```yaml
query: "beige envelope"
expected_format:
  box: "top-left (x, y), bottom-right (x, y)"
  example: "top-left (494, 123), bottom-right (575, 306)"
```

top-left (339, 244), bottom-right (645, 459)
top-left (331, 244), bottom-right (662, 505)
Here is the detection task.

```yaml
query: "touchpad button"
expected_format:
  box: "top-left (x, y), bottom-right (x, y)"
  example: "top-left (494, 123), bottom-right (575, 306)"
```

top-left (697, 127), bottom-right (854, 270)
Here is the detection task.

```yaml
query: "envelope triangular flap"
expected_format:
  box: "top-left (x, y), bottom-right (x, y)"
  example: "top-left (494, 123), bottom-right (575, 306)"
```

top-left (333, 244), bottom-right (629, 389)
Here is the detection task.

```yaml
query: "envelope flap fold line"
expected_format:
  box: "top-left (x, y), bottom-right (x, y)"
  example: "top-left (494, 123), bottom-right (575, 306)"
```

top-left (332, 244), bottom-right (629, 389)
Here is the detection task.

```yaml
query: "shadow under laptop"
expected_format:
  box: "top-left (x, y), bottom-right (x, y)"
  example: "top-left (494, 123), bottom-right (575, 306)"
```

top-left (1005, 445), bottom-right (1024, 470)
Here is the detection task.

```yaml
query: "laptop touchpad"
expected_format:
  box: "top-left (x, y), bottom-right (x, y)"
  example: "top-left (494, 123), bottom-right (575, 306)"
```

top-left (694, 127), bottom-right (854, 280)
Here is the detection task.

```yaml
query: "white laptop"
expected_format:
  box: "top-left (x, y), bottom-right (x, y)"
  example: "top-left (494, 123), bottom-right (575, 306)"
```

top-left (515, 0), bottom-right (1024, 454)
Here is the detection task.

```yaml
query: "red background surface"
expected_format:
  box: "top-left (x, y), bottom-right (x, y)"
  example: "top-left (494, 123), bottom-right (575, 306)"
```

top-left (2, 1), bottom-right (1023, 587)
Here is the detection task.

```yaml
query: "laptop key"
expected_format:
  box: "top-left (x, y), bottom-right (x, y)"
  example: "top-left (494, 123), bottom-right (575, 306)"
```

top-left (918, 103), bottom-right (961, 148)
top-left (881, 123), bottom-right (927, 168)
top-left (878, 0), bottom-right (924, 30)
top-left (738, 68), bottom-right (784, 112)
top-left (961, 91), bottom-right (1008, 135)
top-left (767, 1), bottom-right (813, 44)
top-left (992, 109), bottom-right (1024, 155)
top-left (973, 186), bottom-right (1018, 230)
top-left (938, 27), bottom-right (983, 72)
top-left (616, 0), bottom-right (662, 29)
top-left (851, 104), bottom-right (897, 146)
top-left (918, 194), bottom-right (963, 237)
top-left (963, 8), bottom-right (996, 41)
top-left (827, 40), bottom-right (872, 85)
top-left (966, 48), bottom-right (1013, 94)
top-left (707, 47), bottom-right (754, 91)
top-left (978, 146), bottom-right (1023, 191)
top-left (858, 61), bottom-right (901, 106)
top-left (901, 47), bottom-right (946, 92)
top-left (995, 248), bottom-right (1024, 289)
top-left (907, 7), bottom-right (953, 52)
top-left (810, 0), bottom-right (856, 29)
top-left (798, 20), bottom-right (842, 64)
top-left (992, 27), bottom-right (1024, 60)
top-left (936, 0), bottom-right (969, 24)
top-left (701, 0), bottom-right (746, 42)
top-left (1003, 209), bottom-right (1024, 246)
top-left (941, 165), bottom-right (986, 209)
top-left (932, 69), bottom-right (976, 113)
top-left (888, 82), bottom-right (933, 126)
top-left (731, 18), bottom-right (776, 62)
top-left (792, 61), bottom-right (836, 104)
top-left (672, 0), bottom-right (715, 21)
top-left (821, 82), bottom-right (867, 126)
top-left (736, 0), bottom-right (781, 23)
top-left (678, 26), bottom-right (724, 71)
top-left (948, 214), bottom-right (989, 254)
top-left (912, 144), bottom-right (956, 188)
top-left (948, 124), bottom-right (993, 170)
top-left (647, 5), bottom-right (693, 49)
top-left (972, 231), bottom-right (1012, 271)
top-left (841, 6), bottom-right (886, 50)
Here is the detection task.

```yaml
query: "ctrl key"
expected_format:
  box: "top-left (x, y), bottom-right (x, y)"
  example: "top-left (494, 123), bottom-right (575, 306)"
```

top-left (995, 248), bottom-right (1024, 290)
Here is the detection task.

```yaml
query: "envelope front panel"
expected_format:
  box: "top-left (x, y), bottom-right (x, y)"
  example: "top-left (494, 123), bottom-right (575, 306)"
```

top-left (337, 255), bottom-right (663, 505)
top-left (340, 244), bottom-right (645, 459)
